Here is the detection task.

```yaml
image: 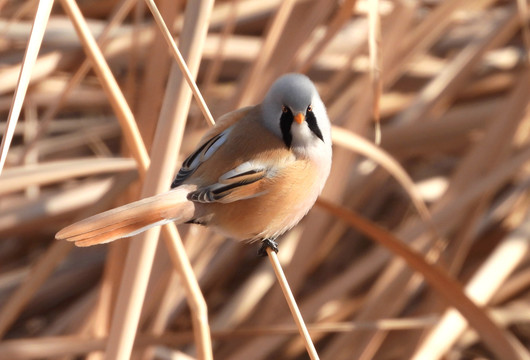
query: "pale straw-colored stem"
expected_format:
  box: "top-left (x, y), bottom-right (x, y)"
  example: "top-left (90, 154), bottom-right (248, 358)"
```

top-left (368, 0), bottom-right (382, 145)
top-left (144, 0), bottom-right (215, 127)
top-left (201, 0), bottom-right (239, 93)
top-left (235, 0), bottom-right (296, 107)
top-left (59, 0), bottom-right (213, 358)
top-left (0, 0), bottom-right (53, 174)
top-left (296, 0), bottom-right (357, 74)
top-left (59, 0), bottom-right (150, 176)
top-left (266, 247), bottom-right (320, 360)
top-left (104, 0), bottom-right (215, 358)
top-left (0, 241), bottom-right (73, 339)
top-left (412, 208), bottom-right (530, 360)
top-left (160, 224), bottom-right (213, 359)
top-left (316, 198), bottom-right (524, 360)
top-left (18, 0), bottom-right (138, 164)
top-left (517, 0), bottom-right (530, 63)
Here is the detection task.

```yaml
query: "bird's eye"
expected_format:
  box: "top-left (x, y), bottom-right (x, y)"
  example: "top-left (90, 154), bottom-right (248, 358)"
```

top-left (282, 105), bottom-right (288, 113)
top-left (307, 105), bottom-right (313, 112)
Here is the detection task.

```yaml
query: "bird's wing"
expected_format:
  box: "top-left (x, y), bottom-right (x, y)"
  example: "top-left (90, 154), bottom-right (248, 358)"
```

top-left (187, 161), bottom-right (270, 204)
top-left (172, 106), bottom-right (254, 188)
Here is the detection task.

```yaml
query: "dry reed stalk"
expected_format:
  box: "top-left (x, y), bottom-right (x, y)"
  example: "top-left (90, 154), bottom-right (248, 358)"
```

top-left (0, 0), bottom-right (53, 174)
top-left (122, 0), bottom-right (145, 107)
top-left (42, 287), bottom-right (99, 337)
top-left (412, 209), bottom-right (530, 359)
top-left (141, 229), bottom-right (221, 360)
top-left (132, 0), bottom-right (178, 152)
top-left (236, 6), bottom-right (362, 345)
top-left (201, 0), bottom-right (239, 94)
top-left (0, 336), bottom-right (107, 360)
top-left (367, 0), bottom-right (382, 144)
top-left (0, 178), bottom-right (120, 235)
top-left (234, 0), bottom-right (296, 107)
top-left (127, 4), bottom-right (183, 348)
top-left (85, 244), bottom-right (124, 360)
top-left (52, 4), bottom-right (154, 356)
top-left (321, 142), bottom-right (530, 358)
top-left (261, 0), bottom-right (335, 94)
top-left (446, 70), bottom-right (530, 275)
top-left (0, 315), bottom-right (436, 360)
top-left (0, 173), bottom-right (134, 337)
top-left (0, 241), bottom-right (72, 338)
top-left (0, 51), bottom-right (73, 95)
top-left (394, 5), bottom-right (520, 125)
top-left (18, 0), bottom-right (138, 165)
top-left (517, 0), bottom-right (530, 62)
top-left (1, 1), bottom-right (530, 359)
top-left (316, 199), bottom-right (523, 360)
top-left (105, 1), bottom-right (214, 359)
top-left (296, 0), bottom-right (358, 74)
top-left (0, 157), bottom-right (135, 196)
top-left (383, 0), bottom-right (479, 88)
top-left (21, 102), bottom-right (38, 198)
top-left (144, 0), bottom-right (215, 127)
top-left (406, 69), bottom-right (530, 359)
top-left (331, 126), bottom-right (432, 225)
top-left (322, 5), bottom-right (524, 358)
top-left (0, 0), bottom-right (9, 13)
top-left (59, 0), bottom-right (150, 175)
top-left (266, 247), bottom-right (320, 359)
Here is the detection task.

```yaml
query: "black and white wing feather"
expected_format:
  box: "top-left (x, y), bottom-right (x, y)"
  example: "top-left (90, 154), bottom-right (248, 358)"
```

top-left (187, 162), bottom-right (269, 203)
top-left (171, 130), bottom-right (230, 188)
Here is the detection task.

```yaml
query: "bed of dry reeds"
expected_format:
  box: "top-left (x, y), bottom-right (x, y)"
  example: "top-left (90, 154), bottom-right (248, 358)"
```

top-left (1, 0), bottom-right (530, 359)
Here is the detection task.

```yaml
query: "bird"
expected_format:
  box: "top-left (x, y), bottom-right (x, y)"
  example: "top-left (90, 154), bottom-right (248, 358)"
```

top-left (56, 73), bottom-right (332, 254)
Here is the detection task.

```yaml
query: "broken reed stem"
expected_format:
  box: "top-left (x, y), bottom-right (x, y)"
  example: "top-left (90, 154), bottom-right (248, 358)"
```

top-left (144, 0), bottom-right (215, 127)
top-left (0, 0), bottom-right (53, 174)
top-left (266, 247), bottom-right (320, 360)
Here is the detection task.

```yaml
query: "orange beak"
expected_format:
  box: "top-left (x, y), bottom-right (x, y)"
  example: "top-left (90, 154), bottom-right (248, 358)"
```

top-left (294, 113), bottom-right (305, 124)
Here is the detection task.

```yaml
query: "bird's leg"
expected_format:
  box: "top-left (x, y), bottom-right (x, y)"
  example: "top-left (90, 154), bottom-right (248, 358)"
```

top-left (258, 238), bottom-right (279, 257)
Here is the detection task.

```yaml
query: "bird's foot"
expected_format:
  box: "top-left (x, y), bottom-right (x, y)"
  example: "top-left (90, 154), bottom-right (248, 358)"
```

top-left (258, 238), bottom-right (279, 257)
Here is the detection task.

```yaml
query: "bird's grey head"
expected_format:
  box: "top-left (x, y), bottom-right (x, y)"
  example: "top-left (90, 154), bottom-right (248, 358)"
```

top-left (261, 73), bottom-right (331, 152)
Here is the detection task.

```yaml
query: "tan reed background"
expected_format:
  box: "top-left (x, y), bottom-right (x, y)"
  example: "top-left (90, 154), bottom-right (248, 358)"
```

top-left (0, 0), bottom-right (530, 359)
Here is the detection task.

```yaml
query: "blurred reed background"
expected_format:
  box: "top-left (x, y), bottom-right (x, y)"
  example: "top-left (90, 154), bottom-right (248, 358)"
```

top-left (0, 0), bottom-right (530, 359)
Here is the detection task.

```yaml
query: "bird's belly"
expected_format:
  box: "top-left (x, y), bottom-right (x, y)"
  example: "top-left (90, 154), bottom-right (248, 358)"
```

top-left (206, 183), bottom-right (320, 241)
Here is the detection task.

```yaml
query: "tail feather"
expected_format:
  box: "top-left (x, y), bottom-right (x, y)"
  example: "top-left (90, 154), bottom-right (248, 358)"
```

top-left (56, 187), bottom-right (196, 247)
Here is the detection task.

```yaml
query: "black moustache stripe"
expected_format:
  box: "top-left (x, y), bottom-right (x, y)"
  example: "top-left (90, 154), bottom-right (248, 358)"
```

top-left (306, 111), bottom-right (324, 142)
top-left (280, 110), bottom-right (293, 148)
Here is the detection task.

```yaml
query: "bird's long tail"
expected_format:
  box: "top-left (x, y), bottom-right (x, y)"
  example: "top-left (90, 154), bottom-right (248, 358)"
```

top-left (56, 186), bottom-right (196, 247)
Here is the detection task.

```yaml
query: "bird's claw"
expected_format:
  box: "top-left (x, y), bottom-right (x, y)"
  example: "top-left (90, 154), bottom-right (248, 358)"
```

top-left (258, 238), bottom-right (279, 257)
